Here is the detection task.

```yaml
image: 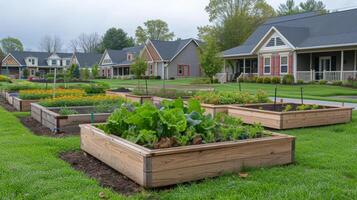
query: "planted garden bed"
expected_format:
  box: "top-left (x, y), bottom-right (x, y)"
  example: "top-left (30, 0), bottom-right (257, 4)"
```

top-left (80, 99), bottom-right (295, 188)
top-left (13, 88), bottom-right (84, 111)
top-left (194, 91), bottom-right (270, 116)
top-left (228, 103), bottom-right (353, 129)
top-left (31, 95), bottom-right (124, 133)
top-left (105, 88), bottom-right (131, 98)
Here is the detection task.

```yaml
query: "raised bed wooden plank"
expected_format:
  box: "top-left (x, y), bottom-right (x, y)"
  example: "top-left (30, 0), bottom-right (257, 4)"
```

top-left (13, 97), bottom-right (39, 111)
top-left (80, 124), bottom-right (295, 188)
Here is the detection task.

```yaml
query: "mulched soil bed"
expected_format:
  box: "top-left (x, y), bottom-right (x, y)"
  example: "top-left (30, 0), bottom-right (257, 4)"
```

top-left (0, 98), bottom-right (17, 112)
top-left (17, 116), bottom-right (79, 137)
top-left (109, 88), bottom-right (131, 92)
top-left (60, 151), bottom-right (141, 195)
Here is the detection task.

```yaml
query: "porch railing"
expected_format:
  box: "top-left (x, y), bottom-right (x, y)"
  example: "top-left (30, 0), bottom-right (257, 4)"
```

top-left (296, 71), bottom-right (312, 82)
top-left (324, 71), bottom-right (341, 82)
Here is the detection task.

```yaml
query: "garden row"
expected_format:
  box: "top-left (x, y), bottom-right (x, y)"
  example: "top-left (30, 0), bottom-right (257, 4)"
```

top-left (0, 83), bottom-right (353, 189)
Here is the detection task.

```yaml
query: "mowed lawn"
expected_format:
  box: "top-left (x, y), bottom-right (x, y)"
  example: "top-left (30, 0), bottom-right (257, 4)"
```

top-left (1, 108), bottom-right (357, 199)
top-left (94, 79), bottom-right (357, 103)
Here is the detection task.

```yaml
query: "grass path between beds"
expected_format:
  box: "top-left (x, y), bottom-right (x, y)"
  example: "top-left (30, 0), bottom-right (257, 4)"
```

top-left (0, 107), bottom-right (357, 199)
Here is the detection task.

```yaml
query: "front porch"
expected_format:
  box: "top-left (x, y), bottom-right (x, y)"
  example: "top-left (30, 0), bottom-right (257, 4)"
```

top-left (296, 50), bottom-right (357, 82)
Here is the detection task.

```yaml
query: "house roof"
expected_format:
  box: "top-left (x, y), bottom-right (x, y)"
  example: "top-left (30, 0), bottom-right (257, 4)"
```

top-left (73, 52), bottom-right (102, 68)
top-left (150, 38), bottom-right (201, 61)
top-left (8, 51), bottom-right (72, 66)
top-left (106, 45), bottom-right (143, 65)
top-left (223, 9), bottom-right (357, 57)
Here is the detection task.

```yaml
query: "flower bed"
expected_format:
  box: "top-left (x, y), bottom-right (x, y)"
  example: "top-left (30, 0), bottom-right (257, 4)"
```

top-left (13, 89), bottom-right (86, 111)
top-left (39, 95), bottom-right (120, 107)
top-left (81, 99), bottom-right (295, 187)
top-left (228, 103), bottom-right (353, 129)
top-left (193, 91), bottom-right (270, 115)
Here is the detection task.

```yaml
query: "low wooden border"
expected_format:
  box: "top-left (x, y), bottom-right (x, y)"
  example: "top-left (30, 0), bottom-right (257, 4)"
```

top-left (228, 103), bottom-right (353, 129)
top-left (5, 92), bottom-right (17, 105)
top-left (13, 97), bottom-right (39, 111)
top-left (201, 103), bottom-right (241, 116)
top-left (125, 94), bottom-right (152, 104)
top-left (80, 124), bottom-right (295, 188)
top-left (31, 103), bottom-right (111, 133)
top-left (105, 90), bottom-right (129, 98)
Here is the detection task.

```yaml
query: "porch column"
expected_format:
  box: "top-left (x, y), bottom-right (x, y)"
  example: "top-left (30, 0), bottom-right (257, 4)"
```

top-left (243, 58), bottom-right (246, 74)
top-left (353, 50), bottom-right (357, 78)
top-left (310, 53), bottom-right (313, 81)
top-left (293, 52), bottom-right (297, 83)
top-left (341, 51), bottom-right (344, 81)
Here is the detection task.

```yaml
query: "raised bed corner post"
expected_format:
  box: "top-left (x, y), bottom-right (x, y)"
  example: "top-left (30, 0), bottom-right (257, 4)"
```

top-left (90, 112), bottom-right (94, 125)
top-left (145, 79), bottom-right (148, 96)
top-left (301, 87), bottom-right (304, 105)
top-left (238, 79), bottom-right (242, 92)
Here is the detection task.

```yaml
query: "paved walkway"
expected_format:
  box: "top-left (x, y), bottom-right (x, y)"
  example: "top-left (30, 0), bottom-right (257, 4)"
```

top-left (269, 97), bottom-right (357, 110)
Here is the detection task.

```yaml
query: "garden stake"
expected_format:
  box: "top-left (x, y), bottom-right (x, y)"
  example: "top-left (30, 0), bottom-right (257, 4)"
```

top-left (90, 112), bottom-right (94, 125)
top-left (238, 80), bottom-right (242, 92)
top-left (301, 87), bottom-right (304, 105)
top-left (274, 86), bottom-right (277, 111)
top-left (145, 79), bottom-right (148, 96)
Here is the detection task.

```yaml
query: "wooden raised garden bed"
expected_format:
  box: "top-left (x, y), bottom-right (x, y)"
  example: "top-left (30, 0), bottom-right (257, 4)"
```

top-left (105, 90), bottom-right (130, 98)
top-left (80, 124), bottom-right (295, 188)
top-left (201, 103), bottom-right (241, 116)
top-left (5, 92), bottom-right (17, 105)
top-left (31, 103), bottom-right (111, 133)
top-left (228, 103), bottom-right (353, 130)
top-left (125, 94), bottom-right (152, 104)
top-left (13, 97), bottom-right (39, 111)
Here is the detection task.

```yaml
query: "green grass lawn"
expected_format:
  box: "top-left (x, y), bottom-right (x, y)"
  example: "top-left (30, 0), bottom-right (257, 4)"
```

top-left (93, 79), bottom-right (357, 103)
top-left (1, 107), bottom-right (357, 199)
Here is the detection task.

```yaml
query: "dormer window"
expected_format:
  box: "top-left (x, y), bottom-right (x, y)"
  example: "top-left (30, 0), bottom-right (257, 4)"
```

top-left (266, 37), bottom-right (285, 47)
top-left (127, 53), bottom-right (133, 61)
top-left (51, 60), bottom-right (57, 66)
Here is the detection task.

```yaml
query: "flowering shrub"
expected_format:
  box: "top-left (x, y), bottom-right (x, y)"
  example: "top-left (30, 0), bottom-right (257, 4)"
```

top-left (19, 89), bottom-right (85, 100)
top-left (193, 91), bottom-right (270, 105)
top-left (0, 75), bottom-right (11, 83)
top-left (39, 95), bottom-right (125, 107)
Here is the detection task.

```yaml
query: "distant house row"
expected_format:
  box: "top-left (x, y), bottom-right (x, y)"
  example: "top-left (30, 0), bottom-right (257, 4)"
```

top-left (1, 38), bottom-right (202, 80)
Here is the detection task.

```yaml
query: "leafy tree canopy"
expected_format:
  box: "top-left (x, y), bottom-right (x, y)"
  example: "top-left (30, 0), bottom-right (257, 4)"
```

top-left (278, 0), bottom-right (327, 16)
top-left (0, 37), bottom-right (24, 54)
top-left (135, 20), bottom-right (175, 45)
top-left (102, 28), bottom-right (134, 51)
top-left (131, 57), bottom-right (147, 79)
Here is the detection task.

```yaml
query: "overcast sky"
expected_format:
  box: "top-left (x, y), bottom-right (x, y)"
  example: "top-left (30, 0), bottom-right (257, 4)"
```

top-left (1, 0), bottom-right (357, 52)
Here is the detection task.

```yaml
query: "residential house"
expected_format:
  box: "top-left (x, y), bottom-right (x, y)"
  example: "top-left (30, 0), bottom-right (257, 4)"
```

top-left (1, 51), bottom-right (72, 78)
top-left (141, 38), bottom-right (202, 79)
top-left (70, 52), bottom-right (102, 69)
top-left (98, 45), bottom-right (143, 78)
top-left (222, 9), bottom-right (357, 82)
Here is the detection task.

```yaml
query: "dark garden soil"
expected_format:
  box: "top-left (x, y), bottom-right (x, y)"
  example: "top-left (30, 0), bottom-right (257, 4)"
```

top-left (60, 151), bottom-right (142, 195)
top-left (110, 88), bottom-right (131, 92)
top-left (0, 98), bottom-right (17, 112)
top-left (17, 116), bottom-right (79, 137)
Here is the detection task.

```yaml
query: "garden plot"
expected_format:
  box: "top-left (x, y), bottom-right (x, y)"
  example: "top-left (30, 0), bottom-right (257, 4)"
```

top-left (79, 99), bottom-right (295, 188)
top-left (228, 103), bottom-right (353, 129)
top-left (31, 95), bottom-right (124, 133)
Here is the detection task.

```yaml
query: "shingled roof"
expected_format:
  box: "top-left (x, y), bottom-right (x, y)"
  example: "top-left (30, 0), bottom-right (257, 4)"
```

top-left (223, 9), bottom-right (357, 57)
top-left (73, 52), bottom-right (102, 68)
top-left (150, 38), bottom-right (201, 61)
top-left (8, 51), bottom-right (72, 66)
top-left (106, 45), bottom-right (143, 65)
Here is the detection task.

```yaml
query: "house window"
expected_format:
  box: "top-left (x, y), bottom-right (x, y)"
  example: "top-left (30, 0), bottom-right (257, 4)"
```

top-left (127, 53), bottom-right (133, 61)
top-left (177, 65), bottom-right (189, 76)
top-left (266, 37), bottom-right (285, 47)
top-left (51, 60), bottom-right (57, 66)
top-left (280, 56), bottom-right (288, 74)
top-left (264, 57), bottom-right (271, 74)
top-left (267, 38), bottom-right (275, 47)
top-left (149, 64), bottom-right (154, 75)
top-left (66, 60), bottom-right (70, 66)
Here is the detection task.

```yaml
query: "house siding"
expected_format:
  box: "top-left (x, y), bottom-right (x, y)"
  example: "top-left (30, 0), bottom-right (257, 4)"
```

top-left (167, 41), bottom-right (200, 79)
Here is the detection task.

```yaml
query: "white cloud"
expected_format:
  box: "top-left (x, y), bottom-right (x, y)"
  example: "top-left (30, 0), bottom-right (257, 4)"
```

top-left (0, 0), bottom-right (356, 51)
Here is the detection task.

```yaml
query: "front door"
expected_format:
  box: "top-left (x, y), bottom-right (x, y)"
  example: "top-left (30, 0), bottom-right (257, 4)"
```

top-left (317, 57), bottom-right (331, 80)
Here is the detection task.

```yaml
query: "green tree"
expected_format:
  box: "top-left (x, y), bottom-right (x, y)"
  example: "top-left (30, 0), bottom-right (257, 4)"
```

top-left (201, 0), bottom-right (275, 50)
top-left (92, 64), bottom-right (99, 78)
top-left (81, 68), bottom-right (90, 80)
top-left (68, 64), bottom-right (80, 79)
top-left (277, 0), bottom-right (300, 15)
top-left (0, 37), bottom-right (24, 54)
top-left (135, 20), bottom-right (175, 45)
top-left (131, 57), bottom-right (147, 79)
top-left (300, 0), bottom-right (327, 13)
top-left (22, 68), bottom-right (29, 79)
top-left (101, 28), bottom-right (134, 51)
top-left (199, 35), bottom-right (223, 83)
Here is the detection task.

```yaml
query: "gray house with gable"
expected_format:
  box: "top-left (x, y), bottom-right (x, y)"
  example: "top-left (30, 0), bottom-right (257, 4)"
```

top-left (223, 9), bottom-right (357, 82)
